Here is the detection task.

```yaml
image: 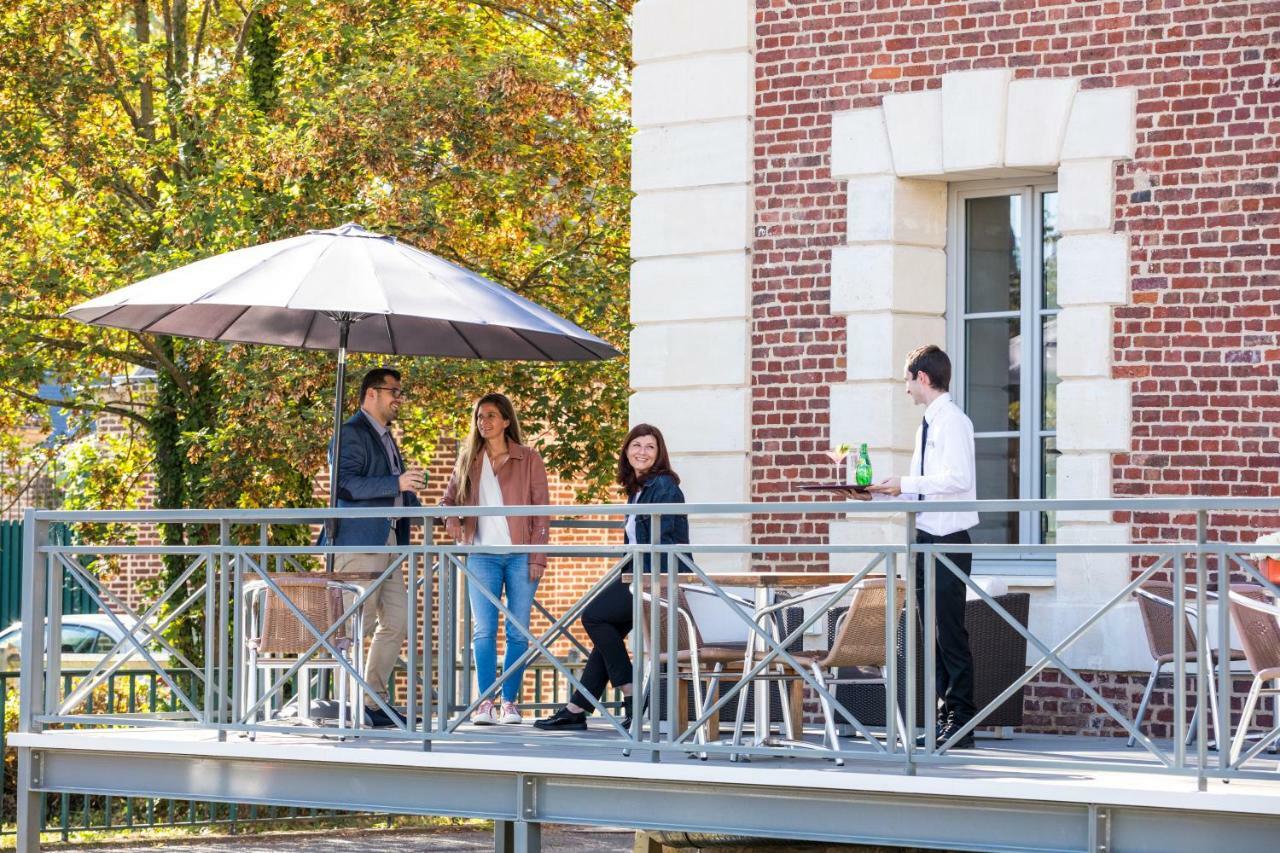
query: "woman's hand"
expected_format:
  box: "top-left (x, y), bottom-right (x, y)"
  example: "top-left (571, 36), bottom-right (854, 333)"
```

top-left (529, 563), bottom-right (546, 582)
top-left (445, 518), bottom-right (462, 542)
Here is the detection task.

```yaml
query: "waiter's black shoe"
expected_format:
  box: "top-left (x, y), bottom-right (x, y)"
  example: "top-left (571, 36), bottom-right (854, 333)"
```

top-left (913, 721), bottom-right (952, 749)
top-left (938, 719), bottom-right (976, 750)
top-left (533, 707), bottom-right (587, 731)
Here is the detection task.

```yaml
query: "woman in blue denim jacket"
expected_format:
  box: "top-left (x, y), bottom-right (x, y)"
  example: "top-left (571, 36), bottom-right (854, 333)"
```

top-left (534, 424), bottom-right (689, 731)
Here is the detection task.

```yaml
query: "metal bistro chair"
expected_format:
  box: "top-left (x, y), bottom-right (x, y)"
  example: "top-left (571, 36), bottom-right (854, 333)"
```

top-left (745, 577), bottom-right (907, 765)
top-left (1227, 584), bottom-right (1280, 767)
top-left (638, 584), bottom-right (759, 750)
top-left (1128, 582), bottom-right (1246, 748)
top-left (243, 574), bottom-right (366, 736)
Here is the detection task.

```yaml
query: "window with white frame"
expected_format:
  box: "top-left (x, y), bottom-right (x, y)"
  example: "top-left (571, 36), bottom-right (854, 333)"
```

top-left (948, 180), bottom-right (1060, 574)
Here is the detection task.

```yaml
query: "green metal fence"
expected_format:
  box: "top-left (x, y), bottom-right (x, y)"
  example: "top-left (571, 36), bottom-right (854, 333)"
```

top-left (0, 522), bottom-right (97, 628)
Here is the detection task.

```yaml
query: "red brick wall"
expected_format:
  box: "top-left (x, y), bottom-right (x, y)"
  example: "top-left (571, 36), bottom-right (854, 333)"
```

top-left (751, 1), bottom-right (1280, 572)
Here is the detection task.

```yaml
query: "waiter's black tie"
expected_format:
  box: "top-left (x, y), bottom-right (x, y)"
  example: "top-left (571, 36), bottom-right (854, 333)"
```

top-left (918, 416), bottom-right (928, 501)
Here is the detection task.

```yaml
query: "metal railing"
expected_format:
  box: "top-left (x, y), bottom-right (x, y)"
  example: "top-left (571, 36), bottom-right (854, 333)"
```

top-left (12, 498), bottom-right (1280, 803)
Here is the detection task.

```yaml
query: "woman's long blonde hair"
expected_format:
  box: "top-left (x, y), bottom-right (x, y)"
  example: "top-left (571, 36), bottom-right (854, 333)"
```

top-left (451, 392), bottom-right (523, 504)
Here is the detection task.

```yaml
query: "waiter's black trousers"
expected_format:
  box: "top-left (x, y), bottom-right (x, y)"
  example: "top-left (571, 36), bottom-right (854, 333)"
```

top-left (915, 529), bottom-right (976, 725)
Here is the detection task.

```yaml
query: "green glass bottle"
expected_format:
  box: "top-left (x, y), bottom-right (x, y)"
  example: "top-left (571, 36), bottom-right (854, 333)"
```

top-left (854, 443), bottom-right (872, 486)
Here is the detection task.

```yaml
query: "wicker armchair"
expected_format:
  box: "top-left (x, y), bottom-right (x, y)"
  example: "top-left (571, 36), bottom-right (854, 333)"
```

top-left (243, 574), bottom-right (366, 733)
top-left (745, 578), bottom-right (906, 763)
top-left (830, 592), bottom-right (1031, 732)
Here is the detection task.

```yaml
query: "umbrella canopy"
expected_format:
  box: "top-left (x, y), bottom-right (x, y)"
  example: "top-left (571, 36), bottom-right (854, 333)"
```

top-left (64, 223), bottom-right (621, 524)
top-left (65, 222), bottom-right (619, 361)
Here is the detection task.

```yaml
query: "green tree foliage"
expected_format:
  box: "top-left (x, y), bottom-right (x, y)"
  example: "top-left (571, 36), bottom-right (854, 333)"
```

top-left (0, 0), bottom-right (632, 658)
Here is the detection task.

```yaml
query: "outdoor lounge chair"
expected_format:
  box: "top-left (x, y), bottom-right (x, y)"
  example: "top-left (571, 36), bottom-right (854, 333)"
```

top-left (743, 578), bottom-right (906, 764)
top-left (1227, 584), bottom-right (1280, 766)
top-left (242, 574), bottom-right (366, 736)
top-left (639, 584), bottom-right (761, 747)
top-left (1128, 582), bottom-right (1245, 748)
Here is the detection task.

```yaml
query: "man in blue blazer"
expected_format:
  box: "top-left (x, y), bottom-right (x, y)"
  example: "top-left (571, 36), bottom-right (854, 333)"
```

top-left (332, 367), bottom-right (424, 727)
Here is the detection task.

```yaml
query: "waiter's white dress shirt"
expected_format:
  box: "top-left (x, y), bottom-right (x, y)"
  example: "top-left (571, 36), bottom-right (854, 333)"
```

top-left (899, 393), bottom-right (979, 537)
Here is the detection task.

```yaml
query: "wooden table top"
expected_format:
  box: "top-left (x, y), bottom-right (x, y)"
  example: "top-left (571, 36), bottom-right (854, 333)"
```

top-left (621, 572), bottom-right (859, 588)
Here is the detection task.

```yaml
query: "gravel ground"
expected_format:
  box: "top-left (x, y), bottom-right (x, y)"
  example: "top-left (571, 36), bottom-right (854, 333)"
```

top-left (50, 825), bottom-right (636, 852)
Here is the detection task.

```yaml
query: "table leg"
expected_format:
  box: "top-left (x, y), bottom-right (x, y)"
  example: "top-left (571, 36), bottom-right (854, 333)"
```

top-left (753, 588), bottom-right (769, 745)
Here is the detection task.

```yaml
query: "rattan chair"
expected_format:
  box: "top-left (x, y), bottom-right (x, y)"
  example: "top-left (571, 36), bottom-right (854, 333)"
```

top-left (744, 578), bottom-right (907, 764)
top-left (1129, 582), bottom-right (1245, 748)
top-left (243, 574), bottom-right (366, 734)
top-left (1227, 584), bottom-right (1280, 766)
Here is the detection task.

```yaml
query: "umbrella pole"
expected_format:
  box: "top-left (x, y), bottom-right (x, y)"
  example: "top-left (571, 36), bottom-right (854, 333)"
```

top-left (326, 318), bottom-right (352, 573)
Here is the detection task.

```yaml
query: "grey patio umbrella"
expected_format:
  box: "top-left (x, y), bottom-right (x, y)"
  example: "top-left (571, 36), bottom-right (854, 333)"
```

top-left (65, 222), bottom-right (621, 512)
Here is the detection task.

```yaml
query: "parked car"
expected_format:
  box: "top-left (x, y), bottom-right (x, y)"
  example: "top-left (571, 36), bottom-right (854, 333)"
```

top-left (0, 614), bottom-right (170, 672)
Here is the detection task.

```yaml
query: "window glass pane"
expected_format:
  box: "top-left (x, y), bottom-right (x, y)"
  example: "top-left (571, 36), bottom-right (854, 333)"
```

top-left (61, 625), bottom-right (99, 653)
top-left (965, 195), bottom-right (1022, 313)
top-left (1042, 314), bottom-right (1058, 430)
top-left (964, 317), bottom-right (1020, 432)
top-left (1042, 191), bottom-right (1060, 309)
top-left (972, 436), bottom-right (1019, 545)
top-left (1041, 436), bottom-right (1058, 545)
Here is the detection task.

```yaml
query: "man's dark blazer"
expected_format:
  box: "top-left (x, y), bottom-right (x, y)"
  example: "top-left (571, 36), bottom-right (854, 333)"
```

top-left (326, 410), bottom-right (421, 547)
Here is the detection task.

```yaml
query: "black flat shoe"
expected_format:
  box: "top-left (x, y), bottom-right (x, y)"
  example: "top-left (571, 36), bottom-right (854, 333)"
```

top-left (365, 705), bottom-right (407, 728)
top-left (533, 707), bottom-right (587, 731)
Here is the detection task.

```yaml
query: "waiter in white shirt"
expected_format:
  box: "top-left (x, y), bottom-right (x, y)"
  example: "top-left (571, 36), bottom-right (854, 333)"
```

top-left (849, 344), bottom-right (978, 748)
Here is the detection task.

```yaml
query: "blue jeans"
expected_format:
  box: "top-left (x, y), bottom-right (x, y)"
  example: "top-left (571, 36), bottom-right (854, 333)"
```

top-left (466, 553), bottom-right (539, 704)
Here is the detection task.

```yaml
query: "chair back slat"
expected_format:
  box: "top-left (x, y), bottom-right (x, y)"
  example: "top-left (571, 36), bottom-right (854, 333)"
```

top-left (821, 578), bottom-right (905, 669)
top-left (640, 587), bottom-right (698, 653)
top-left (253, 575), bottom-right (349, 656)
top-left (1228, 584), bottom-right (1280, 675)
top-left (1134, 581), bottom-right (1196, 661)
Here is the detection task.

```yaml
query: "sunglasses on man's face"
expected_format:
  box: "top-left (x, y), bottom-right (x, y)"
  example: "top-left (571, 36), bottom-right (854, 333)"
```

top-left (373, 386), bottom-right (406, 399)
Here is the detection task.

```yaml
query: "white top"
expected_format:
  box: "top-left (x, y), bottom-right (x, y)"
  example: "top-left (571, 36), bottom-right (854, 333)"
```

top-left (624, 483), bottom-right (644, 543)
top-left (475, 453), bottom-right (512, 547)
top-left (899, 393), bottom-right (979, 537)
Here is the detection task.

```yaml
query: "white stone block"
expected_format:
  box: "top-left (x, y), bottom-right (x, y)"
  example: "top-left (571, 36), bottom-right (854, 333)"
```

top-left (1061, 87), bottom-right (1138, 162)
top-left (1056, 305), bottom-right (1113, 379)
top-left (1053, 522), bottom-right (1130, 548)
top-left (629, 388), bottom-right (748, 454)
top-left (631, 253), bottom-right (750, 323)
top-left (632, 119), bottom-right (752, 192)
top-left (1032, 602), bottom-right (1150, 672)
top-left (1056, 551), bottom-right (1131, 604)
top-left (828, 518), bottom-right (908, 571)
top-left (633, 53), bottom-right (754, 127)
top-left (830, 244), bottom-right (946, 315)
top-left (881, 89), bottom-right (943, 176)
top-left (1058, 159), bottom-right (1117, 233)
top-left (668, 453), bottom-right (750, 505)
top-left (845, 176), bottom-right (947, 247)
top-left (630, 320), bottom-right (748, 389)
top-left (830, 107), bottom-right (894, 178)
top-left (633, 0), bottom-right (753, 63)
top-left (1004, 77), bottom-right (1080, 169)
top-left (942, 69), bottom-right (1013, 173)
top-left (830, 382), bottom-right (920, 451)
top-left (631, 186), bottom-right (751, 258)
top-left (688, 518), bottom-right (750, 572)
top-left (1056, 380), bottom-right (1131, 453)
top-left (844, 313), bottom-right (944, 382)
top-left (1057, 233), bottom-right (1130, 306)
top-left (1054, 452), bottom-right (1115, 522)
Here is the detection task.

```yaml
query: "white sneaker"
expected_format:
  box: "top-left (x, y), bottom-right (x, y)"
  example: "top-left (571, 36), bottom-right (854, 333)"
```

top-left (500, 701), bottom-right (523, 725)
top-left (471, 699), bottom-right (497, 725)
